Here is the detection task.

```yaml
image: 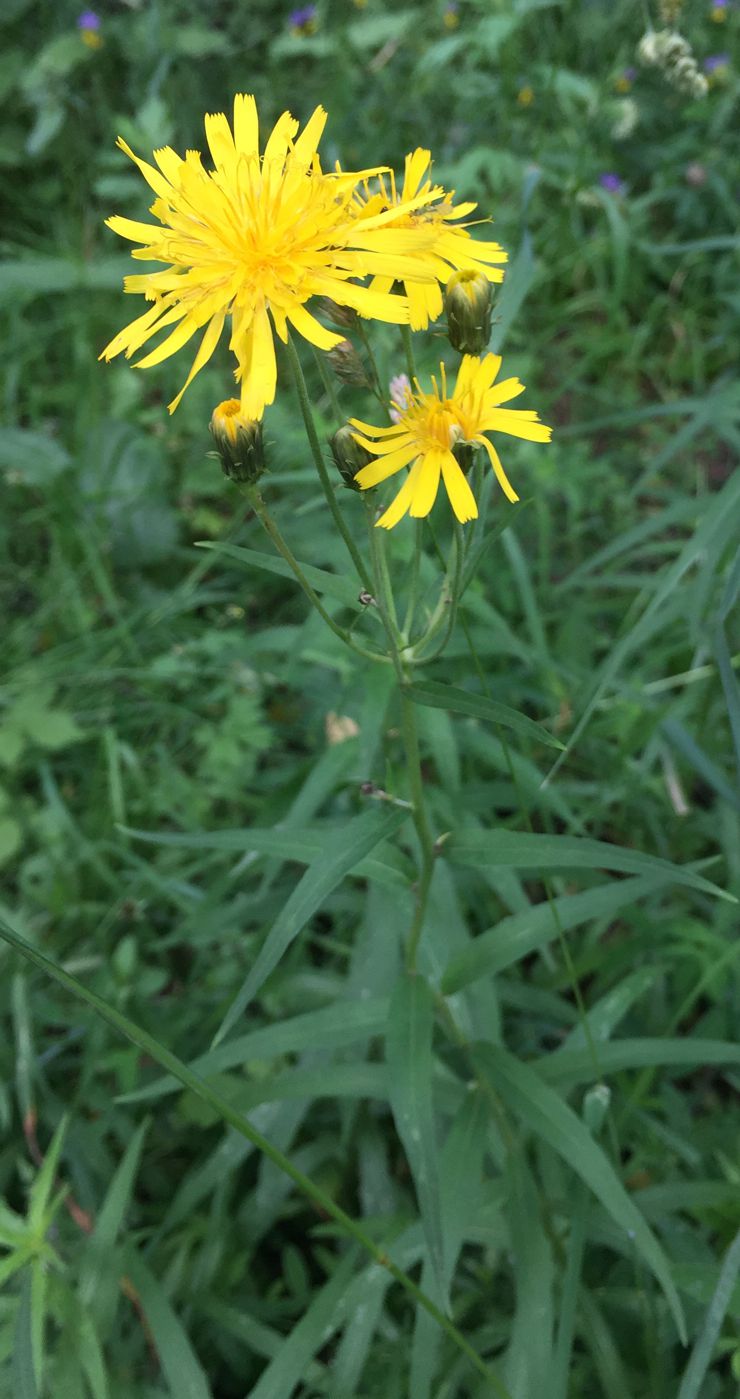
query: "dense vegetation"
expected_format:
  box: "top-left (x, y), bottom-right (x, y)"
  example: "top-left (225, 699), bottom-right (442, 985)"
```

top-left (1, 1), bottom-right (738, 1395)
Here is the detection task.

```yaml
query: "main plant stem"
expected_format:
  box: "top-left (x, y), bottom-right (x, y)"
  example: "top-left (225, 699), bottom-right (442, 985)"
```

top-left (365, 500), bottom-right (436, 967)
top-left (286, 333), bottom-right (372, 591)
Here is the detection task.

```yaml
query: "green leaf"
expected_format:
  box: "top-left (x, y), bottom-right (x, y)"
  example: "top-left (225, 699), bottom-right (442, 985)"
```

top-left (444, 829), bottom-right (733, 901)
top-left (80, 1120), bottom-right (149, 1323)
top-left (212, 806), bottom-right (409, 1045)
top-left (537, 1037), bottom-right (740, 1087)
top-left (248, 1248), bottom-right (360, 1399)
top-left (28, 1117), bottom-right (67, 1233)
top-left (124, 1252), bottom-right (213, 1399)
top-left (0, 911), bottom-right (512, 1399)
top-left (473, 1044), bottom-right (686, 1342)
top-left (121, 999), bottom-right (388, 1104)
top-left (122, 820), bottom-right (410, 889)
top-left (678, 1226), bottom-right (740, 1399)
top-left (404, 680), bottom-right (563, 750)
top-left (387, 974), bottom-right (445, 1302)
top-left (0, 428), bottom-right (70, 484)
top-left (22, 710), bottom-right (83, 751)
top-left (195, 540), bottom-right (361, 606)
top-left (0, 818), bottom-right (21, 867)
top-left (442, 873), bottom-right (675, 994)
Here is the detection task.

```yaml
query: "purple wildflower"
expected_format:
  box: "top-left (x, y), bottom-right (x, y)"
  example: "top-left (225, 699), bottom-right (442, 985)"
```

top-left (289, 4), bottom-right (317, 30)
top-left (704, 53), bottom-right (730, 71)
top-left (599, 172), bottom-right (625, 194)
top-left (77, 9), bottom-right (101, 28)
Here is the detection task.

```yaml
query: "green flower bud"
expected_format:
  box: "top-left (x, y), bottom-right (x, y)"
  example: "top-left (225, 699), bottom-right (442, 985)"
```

top-left (329, 426), bottom-right (371, 491)
top-left (444, 269), bottom-right (493, 355)
top-left (210, 399), bottom-right (265, 483)
top-left (327, 338), bottom-right (370, 387)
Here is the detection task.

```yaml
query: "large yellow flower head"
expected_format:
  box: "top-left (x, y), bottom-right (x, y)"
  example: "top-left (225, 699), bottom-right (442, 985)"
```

top-left (350, 150), bottom-right (508, 331)
top-left (100, 97), bottom-right (440, 419)
top-left (351, 354), bottom-right (552, 529)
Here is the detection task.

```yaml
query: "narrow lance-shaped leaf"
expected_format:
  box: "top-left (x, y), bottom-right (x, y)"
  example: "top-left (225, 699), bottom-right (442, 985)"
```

top-left (473, 1043), bottom-right (686, 1342)
top-left (387, 973), bottom-right (446, 1304)
top-left (213, 805), bottom-right (409, 1045)
top-left (403, 680), bottom-right (564, 750)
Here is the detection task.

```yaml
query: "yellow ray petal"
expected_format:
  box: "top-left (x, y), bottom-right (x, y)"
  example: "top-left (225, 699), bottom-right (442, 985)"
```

top-left (264, 110), bottom-right (300, 165)
top-left (106, 215), bottom-right (164, 245)
top-left (291, 106), bottom-right (327, 168)
top-left (403, 149), bottom-right (432, 199)
top-left (99, 300), bottom-right (167, 361)
top-left (133, 311), bottom-right (203, 370)
top-left (287, 303), bottom-right (343, 351)
top-left (233, 94), bottom-right (258, 158)
top-left (351, 431), bottom-right (414, 455)
top-left (116, 137), bottom-right (173, 200)
top-left (204, 111), bottom-right (236, 172)
top-left (153, 146), bottom-right (184, 185)
top-left (239, 302), bottom-right (277, 419)
top-left (485, 376), bottom-right (526, 407)
top-left (476, 435), bottom-right (520, 503)
top-left (167, 307), bottom-right (226, 413)
top-left (409, 451), bottom-right (442, 518)
top-left (354, 443), bottom-right (420, 489)
top-left (483, 409), bottom-right (552, 442)
top-left (441, 453), bottom-right (478, 523)
top-left (348, 417), bottom-right (405, 438)
top-left (376, 461), bottom-right (422, 529)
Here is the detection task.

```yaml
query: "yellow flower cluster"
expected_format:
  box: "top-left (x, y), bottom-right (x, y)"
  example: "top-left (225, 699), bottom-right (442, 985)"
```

top-left (101, 96), bottom-right (505, 421)
top-left (102, 96), bottom-right (550, 527)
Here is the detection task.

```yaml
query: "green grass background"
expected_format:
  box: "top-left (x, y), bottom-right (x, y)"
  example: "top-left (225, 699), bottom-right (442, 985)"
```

top-left (1, 0), bottom-right (739, 1395)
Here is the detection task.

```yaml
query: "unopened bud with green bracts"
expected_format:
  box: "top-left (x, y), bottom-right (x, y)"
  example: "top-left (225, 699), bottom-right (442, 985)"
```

top-left (444, 269), bottom-right (493, 355)
top-left (329, 425), bottom-right (371, 491)
top-left (210, 399), bottom-right (265, 483)
top-left (327, 338), bottom-right (370, 387)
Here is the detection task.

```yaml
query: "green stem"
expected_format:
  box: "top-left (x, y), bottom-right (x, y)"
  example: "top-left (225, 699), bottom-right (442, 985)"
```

top-left (313, 346), bottom-right (344, 428)
top-left (246, 485), bottom-right (389, 665)
top-left (402, 521), bottom-right (423, 642)
top-left (399, 688), bottom-right (436, 970)
top-left (411, 522), bottom-right (463, 662)
top-left (286, 333), bottom-right (372, 590)
top-left (401, 323), bottom-right (417, 384)
top-left (0, 914), bottom-right (511, 1399)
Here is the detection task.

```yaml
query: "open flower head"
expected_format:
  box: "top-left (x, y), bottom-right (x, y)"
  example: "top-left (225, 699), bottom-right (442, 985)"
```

top-left (349, 150), bottom-right (507, 331)
top-left (101, 97), bottom-right (441, 419)
top-left (351, 354), bottom-right (551, 529)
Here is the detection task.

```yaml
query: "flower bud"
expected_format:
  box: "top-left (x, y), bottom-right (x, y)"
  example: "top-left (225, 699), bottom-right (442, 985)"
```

top-left (210, 399), bottom-right (265, 483)
top-left (329, 426), bottom-right (371, 490)
top-left (444, 270), bottom-right (493, 355)
top-left (316, 298), bottom-right (359, 330)
top-left (327, 338), bottom-right (370, 387)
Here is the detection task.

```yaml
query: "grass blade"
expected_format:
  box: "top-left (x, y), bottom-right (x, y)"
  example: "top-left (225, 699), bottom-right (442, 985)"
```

top-left (677, 1225), bottom-right (740, 1399)
top-left (125, 1251), bottom-right (213, 1399)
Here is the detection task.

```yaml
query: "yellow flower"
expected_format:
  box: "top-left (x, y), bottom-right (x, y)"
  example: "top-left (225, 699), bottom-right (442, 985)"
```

top-left (349, 149), bottom-right (507, 331)
top-left (517, 85), bottom-right (535, 106)
top-left (351, 354), bottom-right (551, 529)
top-left (101, 97), bottom-right (439, 419)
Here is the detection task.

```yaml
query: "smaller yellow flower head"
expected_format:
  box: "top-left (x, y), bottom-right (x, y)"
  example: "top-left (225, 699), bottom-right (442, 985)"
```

top-left (350, 354), bottom-right (551, 529)
top-left (517, 85), bottom-right (535, 106)
top-left (350, 150), bottom-right (506, 331)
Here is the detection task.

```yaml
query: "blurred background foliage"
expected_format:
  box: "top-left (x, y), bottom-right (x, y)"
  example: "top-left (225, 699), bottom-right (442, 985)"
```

top-left (0, 0), bottom-right (739, 1395)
